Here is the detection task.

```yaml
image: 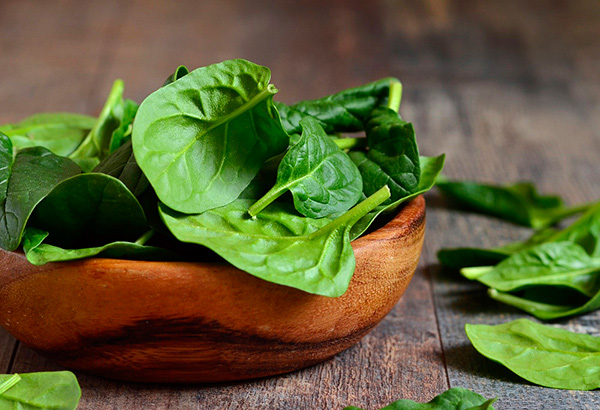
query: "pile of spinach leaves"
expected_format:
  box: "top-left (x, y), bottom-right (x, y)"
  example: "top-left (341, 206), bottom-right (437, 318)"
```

top-left (0, 59), bottom-right (444, 297)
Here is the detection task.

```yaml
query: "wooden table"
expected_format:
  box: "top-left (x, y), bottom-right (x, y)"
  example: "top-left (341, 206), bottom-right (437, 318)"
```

top-left (1, 0), bottom-right (599, 408)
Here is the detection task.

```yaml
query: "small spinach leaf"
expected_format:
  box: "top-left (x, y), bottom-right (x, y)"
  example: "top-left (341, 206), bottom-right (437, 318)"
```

top-left (466, 319), bottom-right (600, 390)
top-left (160, 186), bottom-right (390, 297)
top-left (162, 65), bottom-right (189, 86)
top-left (275, 78), bottom-right (400, 135)
top-left (133, 59), bottom-right (289, 214)
top-left (0, 113), bottom-right (96, 157)
top-left (437, 180), bottom-right (591, 229)
top-left (0, 371), bottom-right (80, 410)
top-left (108, 98), bottom-right (138, 153)
top-left (93, 140), bottom-right (149, 197)
top-left (22, 228), bottom-right (175, 265)
top-left (0, 146), bottom-right (81, 251)
top-left (343, 387), bottom-right (496, 410)
top-left (248, 116), bottom-right (362, 218)
top-left (31, 173), bottom-right (148, 248)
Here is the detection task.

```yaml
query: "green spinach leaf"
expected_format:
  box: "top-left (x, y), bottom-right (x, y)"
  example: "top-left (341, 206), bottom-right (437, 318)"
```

top-left (0, 146), bottom-right (81, 251)
top-left (350, 154), bottom-right (444, 240)
top-left (466, 318), bottom-right (600, 390)
top-left (248, 116), bottom-right (362, 218)
top-left (31, 173), bottom-right (148, 248)
top-left (93, 140), bottom-right (149, 197)
top-left (0, 371), bottom-right (80, 409)
top-left (162, 65), bottom-right (189, 86)
top-left (436, 180), bottom-right (591, 229)
top-left (343, 387), bottom-right (496, 410)
top-left (133, 59), bottom-right (289, 214)
top-left (108, 98), bottom-right (138, 153)
top-left (22, 227), bottom-right (175, 265)
top-left (275, 78), bottom-right (400, 135)
top-left (0, 113), bottom-right (96, 157)
top-left (160, 186), bottom-right (390, 297)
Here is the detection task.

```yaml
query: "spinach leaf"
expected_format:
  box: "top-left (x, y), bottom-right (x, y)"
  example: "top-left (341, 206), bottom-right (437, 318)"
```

top-left (466, 318), bottom-right (600, 390)
top-left (343, 387), bottom-right (496, 410)
top-left (93, 140), bottom-right (149, 197)
top-left (248, 116), bottom-right (362, 218)
top-left (0, 133), bottom-right (14, 207)
top-left (349, 106), bottom-right (420, 202)
top-left (22, 227), bottom-right (175, 265)
top-left (275, 78), bottom-right (400, 135)
top-left (350, 154), bottom-right (444, 240)
top-left (31, 173), bottom-right (148, 248)
top-left (108, 98), bottom-right (138, 153)
top-left (163, 65), bottom-right (189, 86)
top-left (160, 186), bottom-right (391, 297)
top-left (461, 242), bottom-right (600, 296)
top-left (133, 59), bottom-right (289, 214)
top-left (0, 146), bottom-right (81, 251)
top-left (0, 371), bottom-right (80, 409)
top-left (0, 113), bottom-right (96, 157)
top-left (70, 79), bottom-right (132, 160)
top-left (436, 180), bottom-right (591, 229)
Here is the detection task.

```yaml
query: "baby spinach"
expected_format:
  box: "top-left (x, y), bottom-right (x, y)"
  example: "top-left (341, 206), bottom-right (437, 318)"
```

top-left (0, 371), bottom-right (81, 409)
top-left (93, 140), bottom-right (149, 197)
top-left (0, 142), bottom-right (81, 251)
top-left (133, 59), bottom-right (289, 214)
top-left (31, 173), bottom-right (148, 248)
top-left (162, 65), bottom-right (189, 86)
top-left (0, 113), bottom-right (96, 157)
top-left (23, 227), bottom-right (175, 265)
top-left (461, 242), bottom-right (600, 296)
top-left (466, 319), bottom-right (600, 390)
top-left (436, 180), bottom-right (590, 229)
top-left (349, 107), bottom-right (420, 202)
top-left (107, 98), bottom-right (138, 154)
top-left (350, 154), bottom-right (445, 240)
top-left (343, 387), bottom-right (496, 410)
top-left (275, 77), bottom-right (400, 135)
top-left (248, 116), bottom-right (362, 218)
top-left (160, 186), bottom-right (390, 297)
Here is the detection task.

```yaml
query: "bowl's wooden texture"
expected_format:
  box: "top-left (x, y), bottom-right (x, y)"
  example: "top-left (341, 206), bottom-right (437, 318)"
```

top-left (0, 196), bottom-right (425, 383)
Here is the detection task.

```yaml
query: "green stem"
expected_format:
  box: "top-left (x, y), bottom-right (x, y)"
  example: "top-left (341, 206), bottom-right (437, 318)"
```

top-left (333, 137), bottom-right (367, 151)
top-left (248, 185), bottom-right (286, 218)
top-left (135, 229), bottom-right (155, 245)
top-left (387, 80), bottom-right (403, 113)
top-left (461, 266), bottom-right (494, 280)
top-left (310, 185), bottom-right (391, 239)
top-left (0, 374), bottom-right (21, 394)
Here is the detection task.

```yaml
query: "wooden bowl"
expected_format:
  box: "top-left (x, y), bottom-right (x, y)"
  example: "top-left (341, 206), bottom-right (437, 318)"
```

top-left (0, 196), bottom-right (425, 383)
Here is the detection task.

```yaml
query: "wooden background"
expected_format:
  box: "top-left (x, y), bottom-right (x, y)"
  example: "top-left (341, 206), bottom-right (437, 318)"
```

top-left (0, 0), bottom-right (599, 408)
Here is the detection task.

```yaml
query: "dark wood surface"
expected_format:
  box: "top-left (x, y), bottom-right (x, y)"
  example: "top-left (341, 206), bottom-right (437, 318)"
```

top-left (0, 0), bottom-right (598, 408)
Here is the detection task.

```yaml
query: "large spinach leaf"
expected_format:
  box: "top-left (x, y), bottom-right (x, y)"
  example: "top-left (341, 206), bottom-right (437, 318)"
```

top-left (0, 113), bottom-right (96, 157)
top-left (133, 59), bottom-right (289, 214)
top-left (22, 228), bottom-right (175, 265)
top-left (275, 78), bottom-right (400, 135)
top-left (0, 371), bottom-right (80, 409)
top-left (466, 319), bottom-right (600, 390)
top-left (248, 117), bottom-right (362, 218)
top-left (349, 106), bottom-right (420, 201)
top-left (350, 154), bottom-right (444, 240)
top-left (343, 387), bottom-right (496, 410)
top-left (160, 186), bottom-right (390, 297)
top-left (31, 173), bottom-right (148, 248)
top-left (461, 242), bottom-right (600, 296)
top-left (93, 140), bottom-right (149, 197)
top-left (0, 145), bottom-right (81, 251)
top-left (436, 180), bottom-right (590, 229)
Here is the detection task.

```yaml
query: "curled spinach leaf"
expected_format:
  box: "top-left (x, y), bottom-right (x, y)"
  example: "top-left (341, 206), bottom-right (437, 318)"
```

top-left (0, 144), bottom-right (81, 251)
top-left (466, 319), bottom-right (600, 390)
top-left (248, 116), bottom-right (362, 218)
top-left (343, 387), bottom-right (496, 410)
top-left (437, 180), bottom-right (591, 229)
top-left (275, 78), bottom-right (400, 135)
top-left (108, 98), bottom-right (138, 153)
top-left (93, 140), bottom-right (149, 197)
top-left (0, 371), bottom-right (81, 410)
top-left (160, 186), bottom-right (390, 297)
top-left (0, 113), bottom-right (96, 157)
top-left (162, 65), bottom-right (189, 86)
top-left (133, 59), bottom-right (289, 214)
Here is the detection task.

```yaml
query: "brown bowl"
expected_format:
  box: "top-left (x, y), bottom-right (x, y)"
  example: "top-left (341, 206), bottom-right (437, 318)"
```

top-left (0, 196), bottom-right (425, 383)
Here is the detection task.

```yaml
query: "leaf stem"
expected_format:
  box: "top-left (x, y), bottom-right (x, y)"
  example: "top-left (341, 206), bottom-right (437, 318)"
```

top-left (333, 137), bottom-right (367, 151)
top-left (387, 80), bottom-right (403, 113)
top-left (135, 229), bottom-right (155, 245)
top-left (0, 373), bottom-right (21, 394)
top-left (248, 186), bottom-right (286, 218)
